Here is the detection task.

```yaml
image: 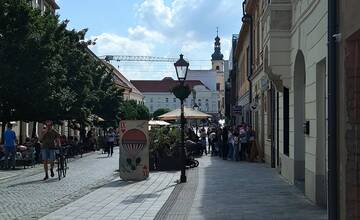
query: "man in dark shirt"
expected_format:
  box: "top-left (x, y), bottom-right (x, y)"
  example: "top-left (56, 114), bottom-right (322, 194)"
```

top-left (40, 120), bottom-right (60, 180)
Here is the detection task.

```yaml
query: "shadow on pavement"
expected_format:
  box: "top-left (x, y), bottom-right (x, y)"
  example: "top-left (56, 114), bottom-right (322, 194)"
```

top-left (96, 156), bottom-right (110, 159)
top-left (8, 177), bottom-right (58, 187)
top-left (121, 193), bottom-right (160, 204)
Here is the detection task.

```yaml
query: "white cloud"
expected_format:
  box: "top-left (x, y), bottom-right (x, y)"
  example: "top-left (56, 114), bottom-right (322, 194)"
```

top-left (87, 0), bottom-right (242, 80)
top-left (89, 33), bottom-right (153, 56)
top-left (136, 0), bottom-right (173, 29)
top-left (128, 25), bottom-right (166, 42)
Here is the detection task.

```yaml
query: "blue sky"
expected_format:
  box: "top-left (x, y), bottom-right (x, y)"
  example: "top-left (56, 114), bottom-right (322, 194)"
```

top-left (58, 0), bottom-right (242, 80)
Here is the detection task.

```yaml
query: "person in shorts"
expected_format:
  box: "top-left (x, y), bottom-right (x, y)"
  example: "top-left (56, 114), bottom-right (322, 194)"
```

top-left (3, 123), bottom-right (17, 170)
top-left (40, 120), bottom-right (60, 180)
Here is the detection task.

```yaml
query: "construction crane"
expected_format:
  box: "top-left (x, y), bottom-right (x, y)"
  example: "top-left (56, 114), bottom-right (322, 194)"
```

top-left (99, 55), bottom-right (178, 63)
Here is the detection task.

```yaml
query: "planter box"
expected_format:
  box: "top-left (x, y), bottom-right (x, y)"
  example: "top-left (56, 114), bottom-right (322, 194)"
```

top-left (157, 155), bottom-right (181, 171)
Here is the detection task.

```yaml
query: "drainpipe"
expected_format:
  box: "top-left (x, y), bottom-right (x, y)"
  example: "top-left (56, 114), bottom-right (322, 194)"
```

top-left (242, 0), bottom-right (253, 125)
top-left (328, 0), bottom-right (337, 219)
top-left (271, 85), bottom-right (275, 168)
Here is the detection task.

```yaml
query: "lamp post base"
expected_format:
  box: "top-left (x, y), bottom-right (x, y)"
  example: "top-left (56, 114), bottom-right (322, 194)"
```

top-left (180, 174), bottom-right (187, 183)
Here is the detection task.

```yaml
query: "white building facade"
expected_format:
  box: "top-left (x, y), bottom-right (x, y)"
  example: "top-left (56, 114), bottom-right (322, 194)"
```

top-left (131, 78), bottom-right (218, 115)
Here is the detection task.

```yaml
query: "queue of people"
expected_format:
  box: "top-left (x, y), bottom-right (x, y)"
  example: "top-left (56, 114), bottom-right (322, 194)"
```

top-left (207, 123), bottom-right (261, 162)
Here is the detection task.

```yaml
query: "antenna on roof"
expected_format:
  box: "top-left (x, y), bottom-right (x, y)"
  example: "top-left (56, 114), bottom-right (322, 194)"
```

top-left (216, 27), bottom-right (219, 36)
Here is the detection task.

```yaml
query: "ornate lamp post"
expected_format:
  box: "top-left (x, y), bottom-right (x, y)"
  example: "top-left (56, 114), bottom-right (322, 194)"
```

top-left (173, 54), bottom-right (190, 183)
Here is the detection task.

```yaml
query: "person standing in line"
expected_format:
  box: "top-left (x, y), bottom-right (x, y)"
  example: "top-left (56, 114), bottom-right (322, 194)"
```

top-left (233, 129), bottom-right (240, 161)
top-left (200, 127), bottom-right (207, 155)
top-left (227, 128), bottom-right (234, 160)
top-left (3, 123), bottom-right (17, 170)
top-left (106, 128), bottom-right (116, 157)
top-left (239, 124), bottom-right (248, 161)
top-left (248, 126), bottom-right (258, 162)
top-left (208, 129), bottom-right (216, 156)
top-left (216, 127), bottom-right (222, 157)
top-left (32, 136), bottom-right (41, 163)
top-left (222, 126), bottom-right (229, 160)
top-left (40, 120), bottom-right (60, 180)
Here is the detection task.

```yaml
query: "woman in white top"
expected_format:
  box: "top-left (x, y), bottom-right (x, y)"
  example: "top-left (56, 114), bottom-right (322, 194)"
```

top-left (106, 128), bottom-right (116, 157)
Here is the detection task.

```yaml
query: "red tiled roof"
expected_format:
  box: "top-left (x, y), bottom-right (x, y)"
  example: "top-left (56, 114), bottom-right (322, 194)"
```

top-left (131, 77), bottom-right (209, 93)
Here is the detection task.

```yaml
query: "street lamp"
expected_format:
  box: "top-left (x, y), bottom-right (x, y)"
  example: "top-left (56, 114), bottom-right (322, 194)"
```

top-left (174, 54), bottom-right (190, 183)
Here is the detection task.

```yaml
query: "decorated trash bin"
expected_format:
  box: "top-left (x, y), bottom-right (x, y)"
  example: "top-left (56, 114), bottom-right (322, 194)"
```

top-left (119, 120), bottom-right (149, 181)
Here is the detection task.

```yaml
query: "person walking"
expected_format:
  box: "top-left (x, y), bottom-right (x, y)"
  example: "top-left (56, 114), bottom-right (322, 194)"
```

top-left (3, 123), bottom-right (17, 170)
top-left (40, 120), bottom-right (60, 180)
top-left (106, 128), bottom-right (116, 157)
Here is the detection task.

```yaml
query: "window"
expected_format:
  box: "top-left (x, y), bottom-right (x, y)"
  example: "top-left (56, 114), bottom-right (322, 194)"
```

top-left (216, 83), bottom-right (220, 91)
top-left (173, 98), bottom-right (176, 102)
top-left (216, 66), bottom-right (220, 70)
top-left (150, 98), bottom-right (153, 103)
top-left (165, 98), bottom-right (168, 103)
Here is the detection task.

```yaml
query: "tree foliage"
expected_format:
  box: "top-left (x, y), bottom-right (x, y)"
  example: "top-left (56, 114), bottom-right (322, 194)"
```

top-left (0, 0), bottom-right (123, 126)
top-left (120, 100), bottom-right (150, 121)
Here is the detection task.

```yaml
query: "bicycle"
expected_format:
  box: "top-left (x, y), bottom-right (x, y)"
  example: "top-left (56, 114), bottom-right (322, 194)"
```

top-left (56, 146), bottom-right (69, 180)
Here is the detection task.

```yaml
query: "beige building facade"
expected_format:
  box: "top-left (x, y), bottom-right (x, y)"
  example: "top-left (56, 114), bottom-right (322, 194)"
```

top-left (338, 0), bottom-right (360, 218)
top-left (261, 0), bottom-right (328, 206)
top-left (233, 0), bottom-right (329, 206)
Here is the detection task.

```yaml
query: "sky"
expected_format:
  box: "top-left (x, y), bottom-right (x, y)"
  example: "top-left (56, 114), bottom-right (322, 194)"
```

top-left (58, 0), bottom-right (242, 80)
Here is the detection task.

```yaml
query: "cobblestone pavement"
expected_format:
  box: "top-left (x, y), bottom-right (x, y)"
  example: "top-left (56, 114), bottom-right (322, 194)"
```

top-left (41, 171), bottom-right (179, 220)
top-left (157, 156), bottom-right (328, 220)
top-left (0, 149), bottom-right (119, 220)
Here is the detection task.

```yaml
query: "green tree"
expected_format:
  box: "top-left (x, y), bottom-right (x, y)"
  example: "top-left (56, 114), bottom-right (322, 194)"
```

top-left (121, 100), bottom-right (150, 120)
top-left (0, 0), bottom-right (124, 141)
top-left (152, 108), bottom-right (171, 119)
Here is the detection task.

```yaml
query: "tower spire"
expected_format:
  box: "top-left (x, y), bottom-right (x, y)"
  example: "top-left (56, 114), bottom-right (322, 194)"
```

top-left (211, 27), bottom-right (223, 61)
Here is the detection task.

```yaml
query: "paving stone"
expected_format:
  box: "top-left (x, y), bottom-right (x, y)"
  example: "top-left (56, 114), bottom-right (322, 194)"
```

top-left (156, 156), bottom-right (327, 220)
top-left (0, 149), bottom-right (119, 220)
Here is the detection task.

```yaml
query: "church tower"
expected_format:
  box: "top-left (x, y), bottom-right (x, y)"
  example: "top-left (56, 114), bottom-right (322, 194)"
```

top-left (211, 28), bottom-right (225, 116)
top-left (211, 28), bottom-right (224, 72)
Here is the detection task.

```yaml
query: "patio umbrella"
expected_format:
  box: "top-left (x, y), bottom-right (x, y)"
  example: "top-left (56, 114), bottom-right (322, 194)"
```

top-left (148, 120), bottom-right (170, 126)
top-left (158, 107), bottom-right (211, 121)
top-left (88, 114), bottom-right (105, 122)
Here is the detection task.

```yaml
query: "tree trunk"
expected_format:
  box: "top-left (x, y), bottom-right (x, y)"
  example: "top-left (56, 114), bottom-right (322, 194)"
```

top-left (1, 121), bottom-right (6, 144)
top-left (80, 122), bottom-right (86, 144)
top-left (19, 121), bottom-right (23, 144)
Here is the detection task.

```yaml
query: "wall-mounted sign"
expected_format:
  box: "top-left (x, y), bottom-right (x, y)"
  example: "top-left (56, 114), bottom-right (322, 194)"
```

top-left (232, 105), bottom-right (243, 114)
